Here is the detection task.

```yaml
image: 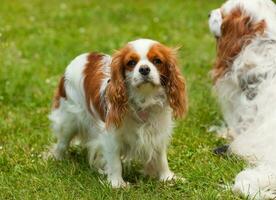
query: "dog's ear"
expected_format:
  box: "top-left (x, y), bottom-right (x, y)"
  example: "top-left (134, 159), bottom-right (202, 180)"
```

top-left (165, 48), bottom-right (188, 119)
top-left (106, 50), bottom-right (128, 128)
top-left (213, 8), bottom-right (266, 81)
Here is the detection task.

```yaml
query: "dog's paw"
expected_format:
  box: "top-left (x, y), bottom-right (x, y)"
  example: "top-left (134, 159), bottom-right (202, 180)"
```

top-left (233, 180), bottom-right (276, 200)
top-left (159, 171), bottom-right (175, 181)
top-left (233, 168), bottom-right (276, 200)
top-left (42, 145), bottom-right (67, 161)
top-left (208, 125), bottom-right (237, 140)
top-left (159, 172), bottom-right (186, 186)
top-left (51, 150), bottom-right (66, 160)
top-left (42, 150), bottom-right (52, 160)
top-left (42, 150), bottom-right (64, 160)
top-left (109, 178), bottom-right (129, 189)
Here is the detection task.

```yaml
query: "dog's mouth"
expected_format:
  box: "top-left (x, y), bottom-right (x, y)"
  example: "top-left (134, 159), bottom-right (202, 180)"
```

top-left (135, 77), bottom-right (159, 88)
top-left (133, 79), bottom-right (161, 95)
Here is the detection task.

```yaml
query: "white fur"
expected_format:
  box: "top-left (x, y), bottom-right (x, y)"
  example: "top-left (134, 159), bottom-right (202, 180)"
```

top-left (129, 59), bottom-right (161, 87)
top-left (210, 0), bottom-right (276, 199)
top-left (128, 39), bottom-right (157, 59)
top-left (209, 9), bottom-right (222, 37)
top-left (127, 39), bottom-right (161, 87)
top-left (49, 39), bottom-right (176, 188)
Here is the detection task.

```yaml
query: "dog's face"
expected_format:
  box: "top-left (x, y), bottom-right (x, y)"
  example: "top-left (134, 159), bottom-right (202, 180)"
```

top-left (122, 39), bottom-right (163, 92)
top-left (208, 0), bottom-right (268, 81)
top-left (106, 39), bottom-right (187, 127)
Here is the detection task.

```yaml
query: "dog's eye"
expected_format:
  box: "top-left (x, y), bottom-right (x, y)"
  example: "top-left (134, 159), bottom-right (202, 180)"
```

top-left (153, 58), bottom-right (162, 65)
top-left (127, 60), bottom-right (137, 67)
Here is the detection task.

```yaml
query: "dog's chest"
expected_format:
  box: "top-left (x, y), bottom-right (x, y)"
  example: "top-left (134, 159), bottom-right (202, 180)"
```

top-left (119, 106), bottom-right (172, 162)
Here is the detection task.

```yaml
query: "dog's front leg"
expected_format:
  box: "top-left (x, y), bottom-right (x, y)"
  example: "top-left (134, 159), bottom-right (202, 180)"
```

top-left (156, 148), bottom-right (175, 181)
top-left (145, 147), bottom-right (175, 181)
top-left (101, 133), bottom-right (126, 188)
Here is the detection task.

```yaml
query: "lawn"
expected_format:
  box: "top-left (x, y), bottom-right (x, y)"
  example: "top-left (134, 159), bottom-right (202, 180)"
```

top-left (0, 0), bottom-right (246, 199)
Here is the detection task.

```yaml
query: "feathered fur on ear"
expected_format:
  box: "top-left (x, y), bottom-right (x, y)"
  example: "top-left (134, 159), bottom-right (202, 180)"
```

top-left (106, 50), bottom-right (128, 128)
top-left (213, 8), bottom-right (266, 82)
top-left (165, 48), bottom-right (188, 119)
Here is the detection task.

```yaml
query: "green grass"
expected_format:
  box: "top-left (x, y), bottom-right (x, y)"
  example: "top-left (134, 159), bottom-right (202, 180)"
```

top-left (0, 0), bottom-right (246, 199)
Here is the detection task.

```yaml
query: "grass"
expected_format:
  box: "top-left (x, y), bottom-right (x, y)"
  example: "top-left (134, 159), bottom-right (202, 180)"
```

top-left (0, 0), bottom-right (246, 199)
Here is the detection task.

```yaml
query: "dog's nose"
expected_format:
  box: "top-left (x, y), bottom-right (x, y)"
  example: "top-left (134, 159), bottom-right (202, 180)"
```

top-left (139, 65), bottom-right (151, 76)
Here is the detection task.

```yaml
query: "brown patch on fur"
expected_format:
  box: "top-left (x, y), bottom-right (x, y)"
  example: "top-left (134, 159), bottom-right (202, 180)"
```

top-left (83, 53), bottom-right (107, 121)
top-left (213, 8), bottom-right (266, 82)
top-left (147, 44), bottom-right (188, 119)
top-left (123, 51), bottom-right (140, 71)
top-left (106, 46), bottom-right (130, 128)
top-left (53, 76), bottom-right (66, 109)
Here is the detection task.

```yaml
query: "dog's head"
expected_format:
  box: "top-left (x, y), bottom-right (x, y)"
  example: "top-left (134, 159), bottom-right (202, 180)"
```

top-left (208, 0), bottom-right (275, 81)
top-left (106, 39), bottom-right (187, 127)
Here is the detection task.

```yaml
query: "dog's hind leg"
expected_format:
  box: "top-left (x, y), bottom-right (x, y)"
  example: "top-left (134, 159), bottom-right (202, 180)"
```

top-left (48, 103), bottom-right (78, 160)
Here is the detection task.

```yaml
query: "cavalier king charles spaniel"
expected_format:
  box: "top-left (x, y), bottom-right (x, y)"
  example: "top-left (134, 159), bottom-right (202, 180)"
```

top-left (48, 39), bottom-right (187, 188)
top-left (209, 0), bottom-right (276, 199)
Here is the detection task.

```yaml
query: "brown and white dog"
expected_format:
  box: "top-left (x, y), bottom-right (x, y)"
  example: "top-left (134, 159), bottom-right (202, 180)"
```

top-left (209, 0), bottom-right (276, 199)
top-left (48, 39), bottom-right (187, 188)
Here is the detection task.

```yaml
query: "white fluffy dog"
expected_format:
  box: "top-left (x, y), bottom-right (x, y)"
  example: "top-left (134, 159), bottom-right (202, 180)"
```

top-left (209, 0), bottom-right (276, 199)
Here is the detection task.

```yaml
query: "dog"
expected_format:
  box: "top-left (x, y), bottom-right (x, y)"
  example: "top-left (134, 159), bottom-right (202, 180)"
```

top-left (209, 0), bottom-right (276, 198)
top-left (48, 39), bottom-right (187, 188)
